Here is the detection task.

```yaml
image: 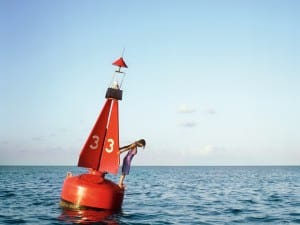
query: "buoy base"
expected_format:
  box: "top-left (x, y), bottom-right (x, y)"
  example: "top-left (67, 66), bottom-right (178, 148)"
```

top-left (60, 199), bottom-right (92, 210)
top-left (60, 173), bottom-right (124, 210)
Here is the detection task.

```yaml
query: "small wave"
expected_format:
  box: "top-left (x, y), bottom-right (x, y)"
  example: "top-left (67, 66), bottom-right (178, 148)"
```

top-left (0, 216), bottom-right (26, 224)
top-left (246, 215), bottom-right (279, 223)
top-left (225, 208), bottom-right (243, 215)
top-left (0, 191), bottom-right (16, 198)
top-left (268, 193), bottom-right (283, 202)
top-left (292, 218), bottom-right (300, 223)
top-left (289, 212), bottom-right (300, 217)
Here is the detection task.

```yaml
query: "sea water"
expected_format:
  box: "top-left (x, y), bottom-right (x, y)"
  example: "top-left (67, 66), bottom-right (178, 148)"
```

top-left (0, 166), bottom-right (299, 224)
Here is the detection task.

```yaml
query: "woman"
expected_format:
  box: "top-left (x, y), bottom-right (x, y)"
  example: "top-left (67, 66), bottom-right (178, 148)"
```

top-left (119, 139), bottom-right (146, 188)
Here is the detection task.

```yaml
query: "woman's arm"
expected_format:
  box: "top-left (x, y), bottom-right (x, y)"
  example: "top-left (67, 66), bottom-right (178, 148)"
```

top-left (119, 148), bottom-right (129, 153)
top-left (119, 144), bottom-right (130, 150)
top-left (119, 143), bottom-right (136, 153)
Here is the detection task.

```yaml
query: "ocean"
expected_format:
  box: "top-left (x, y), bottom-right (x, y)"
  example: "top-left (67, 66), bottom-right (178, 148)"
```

top-left (0, 166), bottom-right (299, 224)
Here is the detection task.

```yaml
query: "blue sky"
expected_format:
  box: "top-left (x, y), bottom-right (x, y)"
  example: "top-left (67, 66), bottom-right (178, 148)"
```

top-left (1, 0), bottom-right (299, 165)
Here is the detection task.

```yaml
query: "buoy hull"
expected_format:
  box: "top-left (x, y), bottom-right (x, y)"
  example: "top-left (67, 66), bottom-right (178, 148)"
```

top-left (60, 174), bottom-right (124, 210)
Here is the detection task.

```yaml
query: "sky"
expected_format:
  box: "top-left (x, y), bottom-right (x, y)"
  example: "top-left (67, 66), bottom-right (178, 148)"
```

top-left (1, 0), bottom-right (299, 166)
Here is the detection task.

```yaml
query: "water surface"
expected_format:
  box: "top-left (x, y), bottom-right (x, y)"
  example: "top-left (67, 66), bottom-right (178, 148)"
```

top-left (0, 166), bottom-right (299, 224)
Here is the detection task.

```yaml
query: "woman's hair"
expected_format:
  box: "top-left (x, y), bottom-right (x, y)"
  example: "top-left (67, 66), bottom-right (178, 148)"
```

top-left (119, 139), bottom-right (146, 150)
top-left (136, 139), bottom-right (146, 148)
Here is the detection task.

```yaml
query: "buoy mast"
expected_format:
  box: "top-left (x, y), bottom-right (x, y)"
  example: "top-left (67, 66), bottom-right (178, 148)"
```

top-left (106, 57), bottom-right (128, 101)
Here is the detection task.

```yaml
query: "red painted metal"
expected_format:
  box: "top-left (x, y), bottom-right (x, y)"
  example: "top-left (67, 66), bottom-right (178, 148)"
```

top-left (99, 100), bottom-right (120, 175)
top-left (61, 173), bottom-right (124, 210)
top-left (77, 98), bottom-right (120, 175)
top-left (77, 99), bottom-right (112, 170)
top-left (112, 57), bottom-right (128, 68)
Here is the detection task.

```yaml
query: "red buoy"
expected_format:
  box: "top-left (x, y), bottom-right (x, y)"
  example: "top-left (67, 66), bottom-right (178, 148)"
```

top-left (60, 57), bottom-right (128, 210)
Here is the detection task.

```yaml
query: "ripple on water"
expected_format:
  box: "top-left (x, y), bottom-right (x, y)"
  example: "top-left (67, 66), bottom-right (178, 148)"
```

top-left (0, 190), bottom-right (16, 198)
top-left (0, 215), bottom-right (26, 224)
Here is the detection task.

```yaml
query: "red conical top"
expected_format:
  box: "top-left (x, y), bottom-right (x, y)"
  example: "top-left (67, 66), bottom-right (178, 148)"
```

top-left (77, 99), bottom-right (120, 175)
top-left (112, 57), bottom-right (128, 68)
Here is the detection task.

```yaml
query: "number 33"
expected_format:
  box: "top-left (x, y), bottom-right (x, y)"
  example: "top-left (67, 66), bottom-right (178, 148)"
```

top-left (89, 136), bottom-right (114, 153)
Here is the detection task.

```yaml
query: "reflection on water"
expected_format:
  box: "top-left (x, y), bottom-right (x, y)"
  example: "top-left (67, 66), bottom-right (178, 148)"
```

top-left (59, 208), bottom-right (120, 224)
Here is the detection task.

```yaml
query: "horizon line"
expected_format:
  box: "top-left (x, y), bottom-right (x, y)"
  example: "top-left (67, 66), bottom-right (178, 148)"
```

top-left (0, 164), bottom-right (299, 167)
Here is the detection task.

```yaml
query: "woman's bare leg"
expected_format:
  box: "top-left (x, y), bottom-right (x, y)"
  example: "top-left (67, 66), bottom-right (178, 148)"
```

top-left (119, 174), bottom-right (125, 188)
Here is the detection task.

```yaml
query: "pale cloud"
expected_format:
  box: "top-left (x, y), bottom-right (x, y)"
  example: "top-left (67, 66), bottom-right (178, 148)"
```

top-left (177, 104), bottom-right (196, 114)
top-left (0, 145), bottom-right (77, 165)
top-left (1, 140), bottom-right (9, 145)
top-left (177, 104), bottom-right (197, 128)
top-left (178, 121), bottom-right (197, 128)
top-left (201, 107), bottom-right (217, 115)
top-left (204, 108), bottom-right (216, 115)
top-left (197, 144), bottom-right (214, 155)
top-left (32, 136), bottom-right (44, 141)
top-left (49, 133), bottom-right (56, 137)
top-left (179, 144), bottom-right (215, 157)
